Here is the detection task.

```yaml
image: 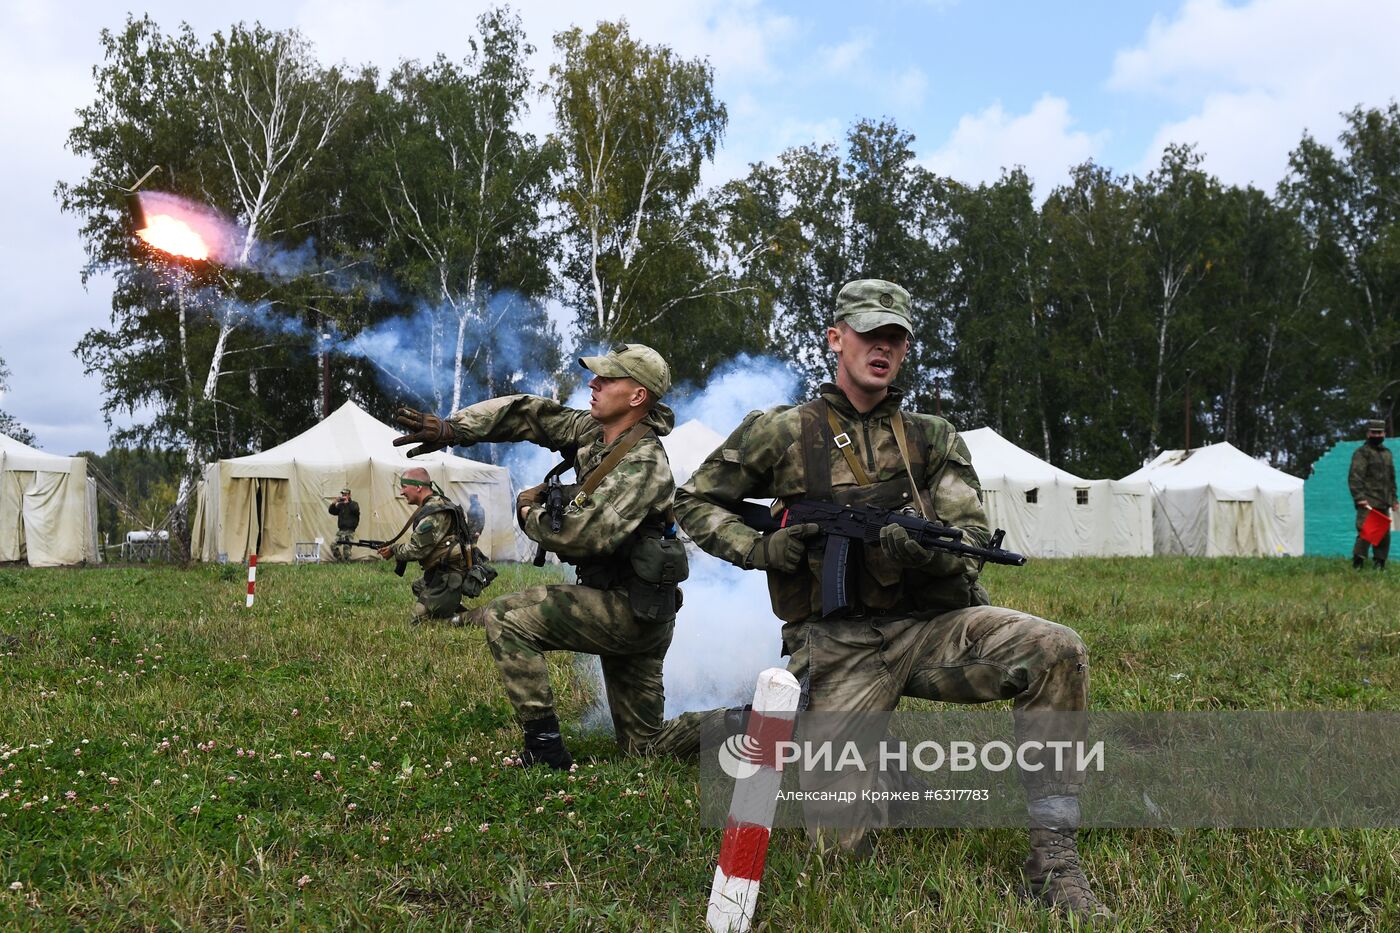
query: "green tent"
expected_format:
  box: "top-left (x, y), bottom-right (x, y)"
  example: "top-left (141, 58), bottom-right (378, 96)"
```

top-left (1305, 440), bottom-right (1400, 555)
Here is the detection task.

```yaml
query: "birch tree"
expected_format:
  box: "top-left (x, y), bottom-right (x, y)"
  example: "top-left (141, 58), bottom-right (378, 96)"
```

top-left (1134, 144), bottom-right (1220, 455)
top-left (364, 9), bottom-right (557, 414)
top-left (59, 16), bottom-right (360, 539)
top-left (550, 21), bottom-right (738, 358)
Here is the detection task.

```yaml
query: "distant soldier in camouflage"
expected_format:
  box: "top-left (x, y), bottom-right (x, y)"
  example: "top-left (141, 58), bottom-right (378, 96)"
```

top-left (378, 467), bottom-right (492, 624)
top-left (671, 280), bottom-right (1112, 922)
top-left (1349, 418), bottom-right (1396, 569)
top-left (328, 486), bottom-right (360, 562)
top-left (392, 344), bottom-right (690, 770)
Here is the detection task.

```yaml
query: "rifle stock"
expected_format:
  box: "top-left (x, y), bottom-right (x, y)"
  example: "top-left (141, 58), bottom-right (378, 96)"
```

top-left (735, 499), bottom-right (1026, 618)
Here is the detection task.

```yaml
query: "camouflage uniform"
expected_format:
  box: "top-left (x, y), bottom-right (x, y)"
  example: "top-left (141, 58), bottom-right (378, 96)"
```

top-left (328, 493), bottom-right (359, 562)
top-left (665, 279), bottom-right (1109, 922)
top-left (449, 392), bottom-right (689, 755)
top-left (392, 494), bottom-right (473, 621)
top-left (1349, 425), bottom-right (1396, 565)
top-left (669, 384), bottom-right (1088, 790)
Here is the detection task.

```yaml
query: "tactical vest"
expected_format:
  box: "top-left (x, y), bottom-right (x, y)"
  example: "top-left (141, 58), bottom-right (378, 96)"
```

top-left (416, 497), bottom-right (473, 573)
top-left (763, 399), bottom-right (987, 623)
top-left (565, 431), bottom-right (688, 624)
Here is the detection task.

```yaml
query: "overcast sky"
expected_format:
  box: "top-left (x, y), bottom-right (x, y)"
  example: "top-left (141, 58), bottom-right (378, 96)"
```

top-left (2, 0), bottom-right (1397, 454)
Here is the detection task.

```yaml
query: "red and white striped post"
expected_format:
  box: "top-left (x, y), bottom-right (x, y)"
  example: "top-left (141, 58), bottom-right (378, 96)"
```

top-left (706, 667), bottom-right (801, 933)
top-left (245, 554), bottom-right (257, 608)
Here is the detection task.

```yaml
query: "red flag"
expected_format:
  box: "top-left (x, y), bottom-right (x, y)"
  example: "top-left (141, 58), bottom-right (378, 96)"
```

top-left (1361, 508), bottom-right (1392, 546)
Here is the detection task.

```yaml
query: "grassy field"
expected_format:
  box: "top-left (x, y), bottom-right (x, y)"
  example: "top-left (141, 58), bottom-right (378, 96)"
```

top-left (0, 556), bottom-right (1397, 930)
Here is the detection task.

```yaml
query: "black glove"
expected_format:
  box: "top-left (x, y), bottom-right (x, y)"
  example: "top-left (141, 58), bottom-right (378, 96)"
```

top-left (879, 523), bottom-right (966, 575)
top-left (748, 522), bottom-right (820, 573)
top-left (391, 406), bottom-right (455, 458)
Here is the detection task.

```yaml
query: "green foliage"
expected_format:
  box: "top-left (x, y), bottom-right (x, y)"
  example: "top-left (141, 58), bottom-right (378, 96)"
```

top-left (0, 559), bottom-right (1398, 928)
top-left (724, 119), bottom-right (951, 400)
top-left (74, 446), bottom-right (183, 543)
top-left (356, 9), bottom-right (561, 414)
top-left (549, 20), bottom-right (753, 383)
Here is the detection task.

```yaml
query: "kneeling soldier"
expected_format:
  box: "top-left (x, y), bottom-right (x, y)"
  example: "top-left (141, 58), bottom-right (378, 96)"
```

top-left (379, 467), bottom-right (495, 624)
top-left (392, 344), bottom-right (691, 769)
top-left (672, 280), bottom-right (1112, 922)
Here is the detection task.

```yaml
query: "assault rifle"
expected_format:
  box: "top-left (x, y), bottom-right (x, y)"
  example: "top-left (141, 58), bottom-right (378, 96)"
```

top-left (349, 539), bottom-right (407, 576)
top-left (735, 499), bottom-right (1026, 619)
top-left (532, 473), bottom-right (570, 567)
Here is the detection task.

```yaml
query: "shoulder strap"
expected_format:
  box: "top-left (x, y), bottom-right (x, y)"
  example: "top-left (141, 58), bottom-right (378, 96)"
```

top-left (799, 399), bottom-right (834, 501)
top-left (825, 402), bottom-right (873, 487)
top-left (578, 422), bottom-right (651, 500)
top-left (891, 411), bottom-right (928, 519)
top-left (385, 502), bottom-right (429, 545)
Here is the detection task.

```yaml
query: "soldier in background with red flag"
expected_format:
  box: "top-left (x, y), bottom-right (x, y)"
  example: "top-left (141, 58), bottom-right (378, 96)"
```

top-left (1349, 419), bottom-right (1396, 569)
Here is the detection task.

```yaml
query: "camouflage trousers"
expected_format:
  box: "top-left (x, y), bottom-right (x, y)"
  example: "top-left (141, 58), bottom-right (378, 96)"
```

top-left (482, 583), bottom-right (696, 755)
top-left (657, 604), bottom-right (1089, 788)
top-left (671, 605), bottom-right (1089, 852)
top-left (410, 566), bottom-right (467, 621)
top-left (332, 530), bottom-right (355, 563)
top-left (1354, 505), bottom-right (1391, 562)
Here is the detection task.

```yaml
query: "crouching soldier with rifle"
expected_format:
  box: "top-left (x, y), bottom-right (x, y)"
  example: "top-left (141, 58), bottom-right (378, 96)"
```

top-left (376, 466), bottom-right (497, 625)
top-left (667, 280), bottom-right (1112, 923)
top-left (392, 344), bottom-right (693, 770)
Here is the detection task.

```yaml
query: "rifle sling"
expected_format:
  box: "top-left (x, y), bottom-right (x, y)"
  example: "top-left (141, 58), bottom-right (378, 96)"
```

top-left (890, 411), bottom-right (928, 519)
top-left (579, 421), bottom-right (651, 499)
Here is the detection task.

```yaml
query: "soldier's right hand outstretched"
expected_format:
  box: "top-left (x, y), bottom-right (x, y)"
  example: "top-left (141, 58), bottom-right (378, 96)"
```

top-left (748, 522), bottom-right (820, 573)
top-left (392, 406), bottom-right (455, 457)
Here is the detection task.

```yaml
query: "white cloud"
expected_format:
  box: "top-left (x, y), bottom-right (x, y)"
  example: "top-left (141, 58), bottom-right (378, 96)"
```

top-left (920, 95), bottom-right (1106, 194)
top-left (1110, 0), bottom-right (1400, 188)
top-left (820, 32), bottom-right (873, 74)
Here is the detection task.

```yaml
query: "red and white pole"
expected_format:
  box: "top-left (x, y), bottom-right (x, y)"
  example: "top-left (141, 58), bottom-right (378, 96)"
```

top-left (706, 667), bottom-right (801, 933)
top-left (246, 554), bottom-right (257, 608)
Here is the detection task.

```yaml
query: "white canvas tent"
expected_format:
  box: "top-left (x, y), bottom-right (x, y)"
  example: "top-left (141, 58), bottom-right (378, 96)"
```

top-left (661, 419), bottom-right (725, 486)
top-left (1122, 442), bottom-right (1303, 557)
top-left (961, 427), bottom-right (1153, 557)
top-left (192, 402), bottom-right (520, 563)
top-left (0, 432), bottom-right (100, 566)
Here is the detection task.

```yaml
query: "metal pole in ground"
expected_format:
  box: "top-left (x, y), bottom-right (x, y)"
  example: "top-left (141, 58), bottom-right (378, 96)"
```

top-left (246, 554), bottom-right (257, 608)
top-left (706, 667), bottom-right (801, 933)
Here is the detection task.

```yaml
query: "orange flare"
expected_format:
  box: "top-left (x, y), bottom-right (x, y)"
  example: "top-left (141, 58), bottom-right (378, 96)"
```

top-left (136, 214), bottom-right (210, 260)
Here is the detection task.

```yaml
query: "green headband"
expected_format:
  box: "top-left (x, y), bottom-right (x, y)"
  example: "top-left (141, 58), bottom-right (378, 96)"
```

top-left (399, 477), bottom-right (433, 488)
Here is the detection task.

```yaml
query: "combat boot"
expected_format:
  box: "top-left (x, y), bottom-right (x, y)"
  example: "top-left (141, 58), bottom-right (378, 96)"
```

top-left (520, 714), bottom-right (573, 771)
top-left (1374, 558), bottom-right (1386, 570)
top-left (1022, 827), bottom-right (1114, 923)
top-left (1354, 556), bottom-right (1366, 570)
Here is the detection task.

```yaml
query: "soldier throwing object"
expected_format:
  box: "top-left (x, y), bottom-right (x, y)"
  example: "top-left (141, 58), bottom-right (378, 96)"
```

top-left (670, 279), bottom-right (1112, 923)
top-left (1349, 418), bottom-right (1396, 570)
top-left (328, 487), bottom-right (360, 562)
top-left (392, 344), bottom-right (691, 770)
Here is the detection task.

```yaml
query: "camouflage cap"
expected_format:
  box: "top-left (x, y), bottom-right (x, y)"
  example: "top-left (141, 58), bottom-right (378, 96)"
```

top-left (834, 279), bottom-right (913, 335)
top-left (340, 487), bottom-right (351, 495)
top-left (1368, 419), bottom-right (1386, 433)
top-left (579, 343), bottom-right (672, 399)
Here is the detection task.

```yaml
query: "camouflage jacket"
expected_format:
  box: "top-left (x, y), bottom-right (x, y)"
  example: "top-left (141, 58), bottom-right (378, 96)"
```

top-left (446, 395), bottom-right (676, 563)
top-left (1349, 442), bottom-right (1397, 507)
top-left (392, 495), bottom-right (462, 568)
top-left (674, 384), bottom-right (990, 622)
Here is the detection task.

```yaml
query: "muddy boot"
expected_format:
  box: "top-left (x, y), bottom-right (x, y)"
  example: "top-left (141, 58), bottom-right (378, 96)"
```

top-left (1022, 797), bottom-right (1114, 923)
top-left (520, 714), bottom-right (573, 771)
